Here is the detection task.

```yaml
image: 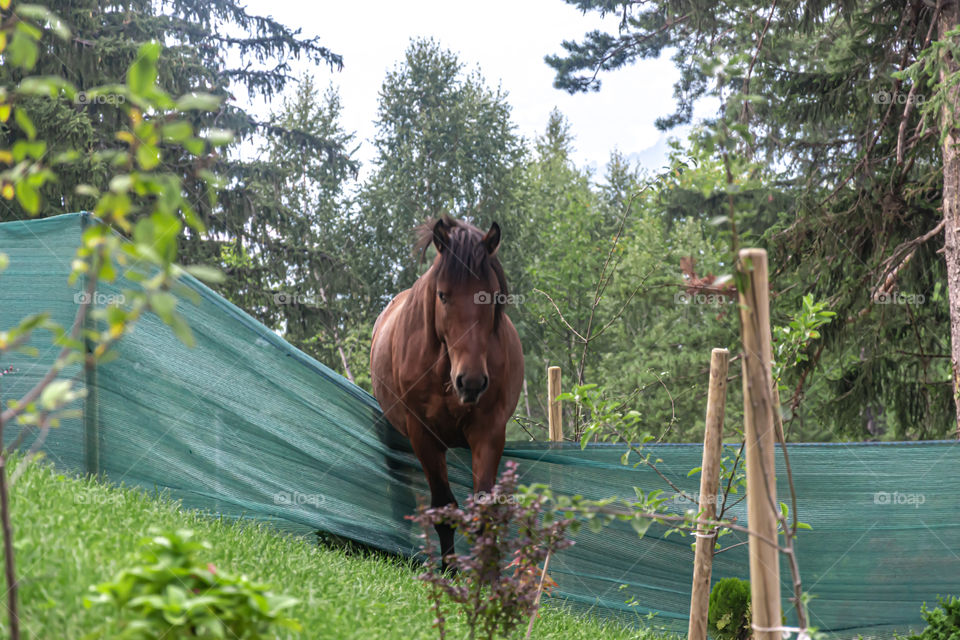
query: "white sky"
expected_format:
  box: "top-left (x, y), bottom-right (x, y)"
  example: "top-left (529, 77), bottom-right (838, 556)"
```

top-left (245, 0), bottom-right (714, 179)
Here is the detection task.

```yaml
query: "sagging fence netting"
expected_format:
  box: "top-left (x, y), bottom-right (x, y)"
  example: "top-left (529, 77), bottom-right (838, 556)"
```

top-left (1, 213), bottom-right (958, 638)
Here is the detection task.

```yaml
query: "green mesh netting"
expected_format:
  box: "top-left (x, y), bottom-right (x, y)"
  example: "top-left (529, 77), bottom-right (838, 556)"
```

top-left (1, 212), bottom-right (958, 638)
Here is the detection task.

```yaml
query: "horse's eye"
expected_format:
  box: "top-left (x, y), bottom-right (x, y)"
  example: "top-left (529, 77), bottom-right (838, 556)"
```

top-left (437, 291), bottom-right (447, 304)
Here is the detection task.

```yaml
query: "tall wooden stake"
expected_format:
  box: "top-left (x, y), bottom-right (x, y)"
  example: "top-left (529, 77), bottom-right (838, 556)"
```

top-left (0, 376), bottom-right (17, 640)
top-left (528, 367), bottom-right (564, 640)
top-left (547, 366), bottom-right (563, 442)
top-left (737, 248), bottom-right (781, 640)
top-left (687, 348), bottom-right (730, 640)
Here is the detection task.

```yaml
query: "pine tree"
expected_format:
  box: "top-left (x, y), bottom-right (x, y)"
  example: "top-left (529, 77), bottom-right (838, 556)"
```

top-left (362, 38), bottom-right (526, 293)
top-left (229, 76), bottom-right (369, 381)
top-left (0, 0), bottom-right (354, 331)
top-left (548, 1), bottom-right (955, 438)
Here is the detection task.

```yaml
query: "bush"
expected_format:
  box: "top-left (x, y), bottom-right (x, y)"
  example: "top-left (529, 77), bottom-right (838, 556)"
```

top-left (708, 577), bottom-right (752, 640)
top-left (410, 461), bottom-right (574, 640)
top-left (84, 529), bottom-right (301, 639)
top-left (902, 596), bottom-right (960, 640)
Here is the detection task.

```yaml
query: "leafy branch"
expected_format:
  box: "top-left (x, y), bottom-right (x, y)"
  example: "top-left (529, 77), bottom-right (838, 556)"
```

top-left (0, 4), bottom-right (230, 636)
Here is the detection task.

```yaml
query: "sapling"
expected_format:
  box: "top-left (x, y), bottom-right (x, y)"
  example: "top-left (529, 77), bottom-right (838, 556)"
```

top-left (409, 461), bottom-right (573, 640)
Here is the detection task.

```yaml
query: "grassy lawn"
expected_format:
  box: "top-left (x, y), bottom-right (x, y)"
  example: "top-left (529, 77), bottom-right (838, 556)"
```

top-left (0, 460), bottom-right (673, 639)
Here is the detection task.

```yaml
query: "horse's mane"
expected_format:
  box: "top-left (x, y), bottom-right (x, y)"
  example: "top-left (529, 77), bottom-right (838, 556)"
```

top-left (414, 215), bottom-right (510, 329)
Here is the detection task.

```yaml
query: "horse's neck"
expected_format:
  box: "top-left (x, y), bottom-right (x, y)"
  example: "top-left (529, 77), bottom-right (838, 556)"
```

top-left (400, 275), bottom-right (440, 352)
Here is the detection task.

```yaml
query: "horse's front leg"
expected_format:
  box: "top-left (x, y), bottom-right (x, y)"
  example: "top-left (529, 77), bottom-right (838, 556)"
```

top-left (408, 420), bottom-right (457, 569)
top-left (467, 424), bottom-right (506, 578)
top-left (468, 424), bottom-right (506, 495)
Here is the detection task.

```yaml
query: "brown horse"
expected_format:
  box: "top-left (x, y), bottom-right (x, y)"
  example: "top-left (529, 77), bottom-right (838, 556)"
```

top-left (370, 216), bottom-right (524, 564)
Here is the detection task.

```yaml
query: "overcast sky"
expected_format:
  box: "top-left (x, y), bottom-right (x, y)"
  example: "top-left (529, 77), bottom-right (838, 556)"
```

top-left (245, 0), bottom-right (714, 179)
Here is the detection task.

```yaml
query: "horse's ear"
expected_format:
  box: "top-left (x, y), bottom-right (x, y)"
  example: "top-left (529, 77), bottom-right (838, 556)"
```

top-left (482, 222), bottom-right (501, 256)
top-left (433, 218), bottom-right (450, 254)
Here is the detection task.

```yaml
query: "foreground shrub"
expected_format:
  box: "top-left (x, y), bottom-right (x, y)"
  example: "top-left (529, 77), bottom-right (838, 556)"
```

top-left (901, 596), bottom-right (960, 640)
top-left (84, 529), bottom-right (300, 639)
top-left (708, 577), bottom-right (752, 640)
top-left (410, 461), bottom-right (574, 640)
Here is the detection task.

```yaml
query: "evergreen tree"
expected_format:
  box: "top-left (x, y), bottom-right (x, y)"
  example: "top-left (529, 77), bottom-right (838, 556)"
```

top-left (362, 38), bottom-right (526, 293)
top-left (548, 1), bottom-right (955, 438)
top-left (0, 0), bottom-right (354, 338)
top-left (509, 110), bottom-right (619, 436)
top-left (230, 77), bottom-right (371, 384)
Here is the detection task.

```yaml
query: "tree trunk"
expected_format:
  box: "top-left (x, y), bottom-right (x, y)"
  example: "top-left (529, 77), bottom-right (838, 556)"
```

top-left (940, 3), bottom-right (960, 438)
top-left (0, 455), bottom-right (19, 640)
top-left (313, 273), bottom-right (355, 384)
top-left (522, 377), bottom-right (532, 420)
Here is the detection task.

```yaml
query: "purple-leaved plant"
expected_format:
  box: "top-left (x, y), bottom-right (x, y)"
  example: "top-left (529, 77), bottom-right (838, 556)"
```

top-left (408, 461), bottom-right (574, 640)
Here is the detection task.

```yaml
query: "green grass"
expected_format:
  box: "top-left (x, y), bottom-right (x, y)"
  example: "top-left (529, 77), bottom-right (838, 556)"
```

top-left (1, 460), bottom-right (675, 639)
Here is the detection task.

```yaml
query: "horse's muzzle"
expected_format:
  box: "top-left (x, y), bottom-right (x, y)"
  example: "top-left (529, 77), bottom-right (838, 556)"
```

top-left (455, 373), bottom-right (488, 404)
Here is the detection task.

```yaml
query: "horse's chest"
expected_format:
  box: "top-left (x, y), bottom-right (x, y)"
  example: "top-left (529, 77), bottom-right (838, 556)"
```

top-left (421, 396), bottom-right (476, 448)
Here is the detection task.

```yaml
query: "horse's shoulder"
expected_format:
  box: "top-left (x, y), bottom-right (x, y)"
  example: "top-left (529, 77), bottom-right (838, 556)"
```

top-left (372, 288), bottom-right (412, 339)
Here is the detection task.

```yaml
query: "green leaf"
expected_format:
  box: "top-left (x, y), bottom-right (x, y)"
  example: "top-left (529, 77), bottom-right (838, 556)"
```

top-left (161, 121), bottom-right (193, 143)
top-left (149, 292), bottom-right (178, 323)
top-left (169, 313), bottom-right (194, 348)
top-left (184, 265), bottom-right (225, 284)
top-left (180, 203), bottom-right (206, 234)
top-left (51, 150), bottom-right (81, 164)
top-left (203, 128), bottom-right (233, 146)
top-left (176, 92), bottom-right (222, 111)
top-left (15, 5), bottom-right (72, 40)
top-left (14, 19), bottom-right (43, 41)
top-left (196, 619), bottom-right (227, 638)
top-left (12, 140), bottom-right (46, 161)
top-left (14, 108), bottom-right (36, 140)
top-left (183, 138), bottom-right (205, 155)
top-left (109, 175), bottom-right (133, 193)
top-left (6, 30), bottom-right (39, 70)
top-left (75, 184), bottom-right (99, 199)
top-left (136, 144), bottom-right (161, 170)
top-left (39, 379), bottom-right (83, 411)
top-left (127, 41), bottom-right (161, 95)
top-left (630, 517), bottom-right (652, 537)
top-left (18, 75), bottom-right (76, 98)
top-left (587, 516), bottom-right (603, 533)
top-left (15, 183), bottom-right (40, 214)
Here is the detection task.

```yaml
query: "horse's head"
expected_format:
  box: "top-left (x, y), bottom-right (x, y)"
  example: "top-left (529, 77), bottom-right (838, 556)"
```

top-left (417, 216), bottom-right (509, 405)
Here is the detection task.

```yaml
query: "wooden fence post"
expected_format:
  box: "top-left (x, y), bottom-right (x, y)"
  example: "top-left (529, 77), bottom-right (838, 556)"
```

top-left (547, 366), bottom-right (563, 442)
top-left (687, 347), bottom-right (730, 640)
top-left (737, 248), bottom-right (781, 640)
top-left (527, 366), bottom-right (564, 639)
